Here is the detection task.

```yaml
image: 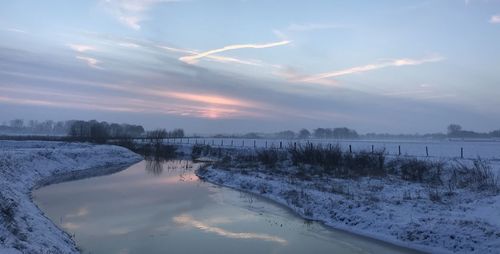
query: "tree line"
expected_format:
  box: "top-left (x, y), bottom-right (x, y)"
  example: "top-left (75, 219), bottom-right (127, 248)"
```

top-left (446, 124), bottom-right (500, 138)
top-left (68, 120), bottom-right (145, 143)
top-left (0, 119), bottom-right (73, 134)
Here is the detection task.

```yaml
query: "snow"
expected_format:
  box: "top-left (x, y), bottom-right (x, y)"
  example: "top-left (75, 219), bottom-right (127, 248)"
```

top-left (0, 141), bottom-right (142, 253)
top-left (170, 138), bottom-right (500, 160)
top-left (195, 150), bottom-right (500, 254)
top-left (1, 139), bottom-right (499, 253)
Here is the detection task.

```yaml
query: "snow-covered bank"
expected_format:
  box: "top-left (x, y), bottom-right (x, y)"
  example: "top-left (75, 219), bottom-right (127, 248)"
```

top-left (0, 141), bottom-right (142, 253)
top-left (195, 147), bottom-right (500, 254)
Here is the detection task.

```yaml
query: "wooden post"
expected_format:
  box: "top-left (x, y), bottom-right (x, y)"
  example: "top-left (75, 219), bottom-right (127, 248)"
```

top-left (371, 145), bottom-right (374, 154)
top-left (242, 140), bottom-right (245, 147)
top-left (221, 140), bottom-right (223, 146)
top-left (187, 138), bottom-right (189, 144)
top-left (231, 140), bottom-right (233, 146)
top-left (461, 147), bottom-right (464, 159)
top-left (280, 141), bottom-right (282, 149)
top-left (426, 146), bottom-right (429, 157)
top-left (294, 142), bottom-right (297, 150)
top-left (203, 139), bottom-right (205, 145)
top-left (398, 145), bottom-right (401, 156)
top-left (349, 144), bottom-right (352, 153)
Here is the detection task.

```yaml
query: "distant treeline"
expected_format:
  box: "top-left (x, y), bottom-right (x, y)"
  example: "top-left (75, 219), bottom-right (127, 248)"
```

top-left (0, 119), bottom-right (72, 135)
top-left (1, 119), bottom-right (185, 144)
top-left (68, 120), bottom-right (145, 143)
top-left (212, 127), bottom-right (359, 139)
top-left (212, 124), bottom-right (500, 140)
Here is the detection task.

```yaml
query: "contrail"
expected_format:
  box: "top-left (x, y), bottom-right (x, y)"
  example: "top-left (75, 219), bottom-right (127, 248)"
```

top-left (296, 55), bottom-right (444, 84)
top-left (179, 40), bottom-right (291, 64)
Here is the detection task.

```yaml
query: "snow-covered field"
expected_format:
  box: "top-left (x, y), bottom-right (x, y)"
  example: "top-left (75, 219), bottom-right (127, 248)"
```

top-left (0, 141), bottom-right (141, 254)
top-left (195, 147), bottom-right (500, 254)
top-left (1, 140), bottom-right (499, 253)
top-left (169, 138), bottom-right (500, 159)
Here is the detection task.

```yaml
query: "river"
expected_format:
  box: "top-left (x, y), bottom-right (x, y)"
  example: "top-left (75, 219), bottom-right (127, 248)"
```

top-left (33, 159), bottom-right (421, 254)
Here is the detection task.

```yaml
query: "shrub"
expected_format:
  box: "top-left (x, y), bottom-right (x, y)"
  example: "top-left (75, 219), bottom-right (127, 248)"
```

top-left (449, 158), bottom-right (498, 192)
top-left (289, 144), bottom-right (343, 171)
top-left (256, 149), bottom-right (285, 168)
top-left (392, 158), bottom-right (443, 185)
top-left (289, 143), bottom-right (386, 178)
top-left (342, 151), bottom-right (385, 177)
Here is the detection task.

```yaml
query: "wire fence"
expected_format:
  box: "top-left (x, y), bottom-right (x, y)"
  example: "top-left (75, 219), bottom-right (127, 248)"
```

top-left (158, 137), bottom-right (500, 160)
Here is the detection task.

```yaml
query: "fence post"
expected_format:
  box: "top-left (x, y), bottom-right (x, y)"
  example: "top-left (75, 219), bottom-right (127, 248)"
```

top-left (349, 144), bottom-right (352, 153)
top-left (294, 142), bottom-right (297, 150)
top-left (426, 146), bottom-right (429, 157)
top-left (231, 140), bottom-right (233, 146)
top-left (371, 145), bottom-right (374, 154)
top-left (242, 140), bottom-right (245, 147)
top-left (398, 145), bottom-right (401, 156)
top-left (461, 147), bottom-right (463, 159)
top-left (280, 141), bottom-right (282, 149)
top-left (221, 140), bottom-right (223, 146)
top-left (203, 139), bottom-right (205, 145)
top-left (187, 138), bottom-right (189, 144)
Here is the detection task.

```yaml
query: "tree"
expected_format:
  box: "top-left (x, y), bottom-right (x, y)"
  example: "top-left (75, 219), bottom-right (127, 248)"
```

top-left (313, 128), bottom-right (333, 138)
top-left (9, 119), bottom-right (24, 129)
top-left (297, 129), bottom-right (310, 139)
top-left (490, 130), bottom-right (500, 138)
top-left (447, 124), bottom-right (462, 136)
top-left (333, 127), bottom-right (359, 139)
top-left (168, 128), bottom-right (184, 138)
top-left (147, 129), bottom-right (167, 146)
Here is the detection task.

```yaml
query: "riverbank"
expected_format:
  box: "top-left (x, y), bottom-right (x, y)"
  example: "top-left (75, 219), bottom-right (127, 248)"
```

top-left (194, 144), bottom-right (500, 254)
top-left (0, 141), bottom-right (142, 253)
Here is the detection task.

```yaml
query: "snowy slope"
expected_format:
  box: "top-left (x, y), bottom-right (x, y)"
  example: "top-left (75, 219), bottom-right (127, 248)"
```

top-left (0, 141), bottom-right (142, 254)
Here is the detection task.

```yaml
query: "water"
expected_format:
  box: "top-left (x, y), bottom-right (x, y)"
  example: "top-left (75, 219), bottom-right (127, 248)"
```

top-left (33, 160), bottom-right (420, 254)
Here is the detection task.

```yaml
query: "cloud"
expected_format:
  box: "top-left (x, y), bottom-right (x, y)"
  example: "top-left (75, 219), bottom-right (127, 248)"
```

top-left (286, 23), bottom-right (345, 32)
top-left (68, 44), bottom-right (96, 52)
top-left (3, 28), bottom-right (27, 34)
top-left (101, 0), bottom-right (178, 30)
top-left (179, 40), bottom-right (291, 64)
top-left (117, 42), bottom-right (140, 48)
top-left (76, 56), bottom-right (102, 69)
top-left (291, 55), bottom-right (444, 85)
top-left (490, 15), bottom-right (500, 24)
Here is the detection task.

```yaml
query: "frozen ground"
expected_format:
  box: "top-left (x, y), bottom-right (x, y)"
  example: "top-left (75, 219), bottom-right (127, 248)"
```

top-left (0, 141), bottom-right (141, 254)
top-left (195, 148), bottom-right (500, 254)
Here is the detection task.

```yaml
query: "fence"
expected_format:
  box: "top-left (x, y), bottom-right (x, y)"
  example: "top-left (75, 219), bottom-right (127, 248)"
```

top-left (157, 137), bottom-right (500, 160)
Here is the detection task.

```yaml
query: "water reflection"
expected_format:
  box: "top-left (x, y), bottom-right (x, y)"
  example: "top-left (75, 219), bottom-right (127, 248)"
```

top-left (34, 160), bottom-right (420, 254)
top-left (145, 156), bottom-right (164, 176)
top-left (145, 157), bottom-right (194, 176)
top-left (173, 214), bottom-right (288, 245)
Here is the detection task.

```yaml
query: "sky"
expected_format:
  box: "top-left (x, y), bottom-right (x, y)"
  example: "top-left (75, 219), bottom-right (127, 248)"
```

top-left (0, 0), bottom-right (499, 134)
